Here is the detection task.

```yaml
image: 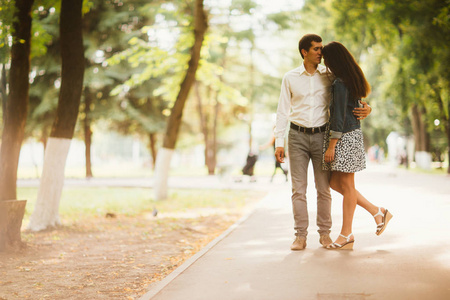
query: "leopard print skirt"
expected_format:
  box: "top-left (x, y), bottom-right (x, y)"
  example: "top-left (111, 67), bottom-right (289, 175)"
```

top-left (322, 128), bottom-right (366, 173)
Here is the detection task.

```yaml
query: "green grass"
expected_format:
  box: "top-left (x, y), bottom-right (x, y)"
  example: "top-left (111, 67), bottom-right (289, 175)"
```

top-left (18, 187), bottom-right (264, 224)
top-left (17, 157), bottom-right (279, 179)
top-left (18, 165), bottom-right (219, 179)
top-left (18, 165), bottom-right (153, 179)
top-left (402, 161), bottom-right (448, 175)
top-left (407, 167), bottom-right (448, 175)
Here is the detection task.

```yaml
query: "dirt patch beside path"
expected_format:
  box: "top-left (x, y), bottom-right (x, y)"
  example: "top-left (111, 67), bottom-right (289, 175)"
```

top-left (0, 207), bottom-right (254, 299)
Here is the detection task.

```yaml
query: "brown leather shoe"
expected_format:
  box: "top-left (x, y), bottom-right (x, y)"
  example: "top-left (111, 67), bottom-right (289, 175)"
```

top-left (319, 234), bottom-right (332, 247)
top-left (291, 236), bottom-right (306, 250)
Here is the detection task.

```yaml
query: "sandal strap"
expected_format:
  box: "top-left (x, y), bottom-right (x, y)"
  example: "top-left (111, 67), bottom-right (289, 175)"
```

top-left (374, 207), bottom-right (384, 218)
top-left (339, 233), bottom-right (353, 242)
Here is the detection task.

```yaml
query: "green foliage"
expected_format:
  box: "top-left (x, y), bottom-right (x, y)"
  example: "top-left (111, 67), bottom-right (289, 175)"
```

top-left (15, 0), bottom-right (449, 172)
top-left (0, 1), bottom-right (60, 62)
top-left (108, 1), bottom-right (194, 100)
top-left (266, 11), bottom-right (293, 30)
top-left (301, 0), bottom-right (450, 157)
top-left (0, 0), bottom-right (15, 63)
top-left (30, 12), bottom-right (54, 58)
top-left (230, 0), bottom-right (257, 14)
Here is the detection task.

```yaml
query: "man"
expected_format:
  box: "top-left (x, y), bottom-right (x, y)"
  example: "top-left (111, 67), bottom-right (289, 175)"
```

top-left (274, 34), bottom-right (371, 250)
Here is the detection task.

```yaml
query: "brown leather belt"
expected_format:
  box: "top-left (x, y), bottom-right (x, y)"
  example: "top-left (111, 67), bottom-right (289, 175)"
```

top-left (290, 123), bottom-right (327, 134)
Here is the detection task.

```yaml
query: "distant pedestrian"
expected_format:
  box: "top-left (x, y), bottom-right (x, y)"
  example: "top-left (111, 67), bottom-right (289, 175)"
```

top-left (236, 145), bottom-right (259, 183)
top-left (260, 128), bottom-right (288, 182)
top-left (322, 41), bottom-right (393, 250)
top-left (242, 151), bottom-right (258, 181)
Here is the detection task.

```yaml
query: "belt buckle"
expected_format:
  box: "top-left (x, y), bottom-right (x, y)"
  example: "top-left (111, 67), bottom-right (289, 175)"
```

top-left (312, 127), bottom-right (315, 134)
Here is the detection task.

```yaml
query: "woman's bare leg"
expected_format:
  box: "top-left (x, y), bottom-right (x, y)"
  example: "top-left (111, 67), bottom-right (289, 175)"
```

top-left (332, 171), bottom-right (357, 244)
top-left (354, 190), bottom-right (385, 225)
top-left (330, 172), bottom-right (384, 226)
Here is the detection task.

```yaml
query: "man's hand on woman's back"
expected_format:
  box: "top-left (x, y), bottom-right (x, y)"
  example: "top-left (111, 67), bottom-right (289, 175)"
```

top-left (353, 101), bottom-right (372, 120)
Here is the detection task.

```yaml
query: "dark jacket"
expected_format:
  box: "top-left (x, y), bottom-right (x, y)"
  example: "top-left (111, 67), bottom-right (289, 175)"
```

top-left (329, 78), bottom-right (361, 139)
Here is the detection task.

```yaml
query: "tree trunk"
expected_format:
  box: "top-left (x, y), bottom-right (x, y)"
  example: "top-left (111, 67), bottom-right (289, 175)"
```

top-left (147, 95), bottom-right (158, 169)
top-left (154, 0), bottom-right (207, 200)
top-left (204, 86), bottom-right (219, 176)
top-left (420, 107), bottom-right (430, 153)
top-left (211, 90), bottom-right (220, 174)
top-left (0, 200), bottom-right (27, 251)
top-left (411, 104), bottom-right (426, 152)
top-left (162, 0), bottom-right (207, 149)
top-left (0, 0), bottom-right (34, 250)
top-left (28, 0), bottom-right (85, 231)
top-left (1, 64), bottom-right (7, 119)
top-left (447, 104), bottom-right (450, 174)
top-left (0, 0), bottom-right (34, 201)
top-left (50, 1), bottom-right (85, 139)
top-left (411, 104), bottom-right (431, 169)
top-left (40, 127), bottom-right (49, 150)
top-left (28, 138), bottom-right (71, 231)
top-left (84, 87), bottom-right (93, 178)
top-left (148, 133), bottom-right (157, 169)
top-left (447, 118), bottom-right (450, 174)
top-left (154, 148), bottom-right (173, 200)
top-left (247, 45), bottom-right (255, 150)
top-left (435, 89), bottom-right (450, 174)
top-left (194, 81), bottom-right (210, 172)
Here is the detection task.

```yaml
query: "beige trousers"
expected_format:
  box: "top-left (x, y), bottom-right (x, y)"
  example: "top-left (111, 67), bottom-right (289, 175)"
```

top-left (288, 128), bottom-right (332, 237)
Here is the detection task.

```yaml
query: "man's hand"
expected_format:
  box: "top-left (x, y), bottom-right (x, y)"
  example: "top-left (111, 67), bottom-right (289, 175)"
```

top-left (353, 101), bottom-right (372, 120)
top-left (275, 147), bottom-right (285, 163)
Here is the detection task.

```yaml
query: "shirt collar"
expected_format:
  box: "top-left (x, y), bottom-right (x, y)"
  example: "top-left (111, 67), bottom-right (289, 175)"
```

top-left (317, 64), bottom-right (327, 74)
top-left (299, 63), bottom-right (327, 75)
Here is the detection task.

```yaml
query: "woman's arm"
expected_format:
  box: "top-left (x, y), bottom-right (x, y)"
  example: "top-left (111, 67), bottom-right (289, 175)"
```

top-left (329, 80), bottom-right (348, 139)
top-left (326, 80), bottom-right (348, 162)
top-left (324, 138), bottom-right (338, 162)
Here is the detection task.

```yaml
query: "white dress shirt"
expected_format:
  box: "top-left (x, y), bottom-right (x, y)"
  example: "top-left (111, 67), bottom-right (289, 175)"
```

top-left (275, 63), bottom-right (332, 148)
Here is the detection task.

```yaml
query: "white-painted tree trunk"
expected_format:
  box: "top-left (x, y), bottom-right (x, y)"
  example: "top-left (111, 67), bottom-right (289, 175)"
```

top-left (153, 147), bottom-right (174, 201)
top-left (415, 151), bottom-right (432, 170)
top-left (28, 137), bottom-right (71, 231)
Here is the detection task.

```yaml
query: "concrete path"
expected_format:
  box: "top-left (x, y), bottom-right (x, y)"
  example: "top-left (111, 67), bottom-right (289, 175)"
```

top-left (140, 164), bottom-right (450, 300)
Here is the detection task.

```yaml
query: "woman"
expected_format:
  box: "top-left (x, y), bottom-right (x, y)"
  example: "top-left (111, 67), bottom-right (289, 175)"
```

top-left (322, 42), bottom-right (393, 250)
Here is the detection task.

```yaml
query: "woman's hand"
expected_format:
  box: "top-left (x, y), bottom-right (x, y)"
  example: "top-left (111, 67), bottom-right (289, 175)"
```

top-left (324, 138), bottom-right (338, 163)
top-left (324, 146), bottom-right (335, 163)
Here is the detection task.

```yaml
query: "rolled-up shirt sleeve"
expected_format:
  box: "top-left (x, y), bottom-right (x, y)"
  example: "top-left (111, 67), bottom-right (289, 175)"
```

top-left (275, 75), bottom-right (291, 148)
top-left (329, 80), bottom-right (348, 139)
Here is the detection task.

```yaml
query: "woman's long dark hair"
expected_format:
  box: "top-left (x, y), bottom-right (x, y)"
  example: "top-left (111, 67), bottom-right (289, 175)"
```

top-left (322, 42), bottom-right (371, 98)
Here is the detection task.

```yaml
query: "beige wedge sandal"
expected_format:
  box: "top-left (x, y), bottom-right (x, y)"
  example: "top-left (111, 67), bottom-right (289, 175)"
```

top-left (374, 207), bottom-right (393, 236)
top-left (326, 233), bottom-right (354, 250)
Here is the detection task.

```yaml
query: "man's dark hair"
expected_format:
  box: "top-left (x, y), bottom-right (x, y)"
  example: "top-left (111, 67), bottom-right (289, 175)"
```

top-left (298, 34), bottom-right (322, 59)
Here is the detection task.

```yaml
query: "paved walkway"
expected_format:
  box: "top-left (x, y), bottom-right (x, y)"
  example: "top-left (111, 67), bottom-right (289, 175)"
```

top-left (139, 164), bottom-right (450, 300)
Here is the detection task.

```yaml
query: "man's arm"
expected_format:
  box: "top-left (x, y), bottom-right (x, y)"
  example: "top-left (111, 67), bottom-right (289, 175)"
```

top-left (353, 101), bottom-right (372, 120)
top-left (274, 75), bottom-right (291, 163)
top-left (275, 147), bottom-right (285, 163)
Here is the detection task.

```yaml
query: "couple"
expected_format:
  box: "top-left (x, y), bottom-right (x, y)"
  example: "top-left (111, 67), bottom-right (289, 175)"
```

top-left (274, 34), bottom-right (393, 250)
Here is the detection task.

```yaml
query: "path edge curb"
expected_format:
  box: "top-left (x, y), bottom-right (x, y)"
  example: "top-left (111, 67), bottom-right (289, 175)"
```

top-left (138, 191), bottom-right (273, 300)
